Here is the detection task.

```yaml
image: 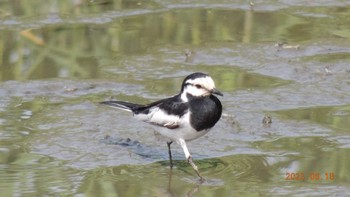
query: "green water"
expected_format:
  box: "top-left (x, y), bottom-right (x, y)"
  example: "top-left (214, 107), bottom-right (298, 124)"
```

top-left (1, 1), bottom-right (350, 196)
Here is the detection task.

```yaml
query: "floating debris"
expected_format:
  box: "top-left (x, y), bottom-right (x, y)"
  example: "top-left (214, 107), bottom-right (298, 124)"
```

top-left (262, 115), bottom-right (272, 125)
top-left (64, 87), bottom-right (78, 92)
top-left (250, 1), bottom-right (255, 11)
top-left (222, 113), bottom-right (236, 126)
top-left (20, 29), bottom-right (45, 46)
top-left (275, 42), bottom-right (300, 50)
top-left (324, 65), bottom-right (332, 75)
top-left (185, 50), bottom-right (196, 63)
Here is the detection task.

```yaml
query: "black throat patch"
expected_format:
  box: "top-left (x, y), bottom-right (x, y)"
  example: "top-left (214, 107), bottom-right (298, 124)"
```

top-left (187, 94), bottom-right (222, 131)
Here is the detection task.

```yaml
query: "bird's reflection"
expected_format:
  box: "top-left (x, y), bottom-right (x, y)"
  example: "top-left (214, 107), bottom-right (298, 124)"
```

top-left (165, 167), bottom-right (200, 197)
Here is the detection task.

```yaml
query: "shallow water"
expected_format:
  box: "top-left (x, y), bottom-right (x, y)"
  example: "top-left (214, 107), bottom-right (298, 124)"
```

top-left (1, 1), bottom-right (350, 196)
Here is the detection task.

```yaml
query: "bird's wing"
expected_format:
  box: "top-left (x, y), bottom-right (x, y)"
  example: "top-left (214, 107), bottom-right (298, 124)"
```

top-left (134, 95), bottom-right (189, 129)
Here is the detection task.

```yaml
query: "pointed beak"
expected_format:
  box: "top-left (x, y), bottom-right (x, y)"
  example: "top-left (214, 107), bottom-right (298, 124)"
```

top-left (212, 88), bottom-right (223, 96)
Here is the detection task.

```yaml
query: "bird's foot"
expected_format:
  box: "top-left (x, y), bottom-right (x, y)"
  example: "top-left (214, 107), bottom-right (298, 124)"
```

top-left (187, 155), bottom-right (205, 182)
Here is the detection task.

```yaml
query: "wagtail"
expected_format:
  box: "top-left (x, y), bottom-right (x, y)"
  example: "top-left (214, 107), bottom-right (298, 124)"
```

top-left (101, 72), bottom-right (223, 181)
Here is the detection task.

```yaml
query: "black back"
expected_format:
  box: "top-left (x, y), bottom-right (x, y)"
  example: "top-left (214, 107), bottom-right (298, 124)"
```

top-left (134, 95), bottom-right (189, 117)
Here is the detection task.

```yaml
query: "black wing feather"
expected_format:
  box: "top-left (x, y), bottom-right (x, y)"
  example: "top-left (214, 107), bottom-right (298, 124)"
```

top-left (135, 95), bottom-right (189, 117)
top-left (100, 94), bottom-right (189, 117)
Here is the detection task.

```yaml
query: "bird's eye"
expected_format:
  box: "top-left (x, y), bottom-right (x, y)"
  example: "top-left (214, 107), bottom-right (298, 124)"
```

top-left (195, 84), bottom-right (202, 89)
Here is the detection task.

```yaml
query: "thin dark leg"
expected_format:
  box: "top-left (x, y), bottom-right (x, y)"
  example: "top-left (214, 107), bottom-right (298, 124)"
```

top-left (167, 141), bottom-right (173, 168)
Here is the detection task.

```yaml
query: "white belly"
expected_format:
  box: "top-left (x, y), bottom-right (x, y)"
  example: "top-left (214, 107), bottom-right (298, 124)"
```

top-left (135, 108), bottom-right (210, 142)
top-left (154, 125), bottom-right (210, 142)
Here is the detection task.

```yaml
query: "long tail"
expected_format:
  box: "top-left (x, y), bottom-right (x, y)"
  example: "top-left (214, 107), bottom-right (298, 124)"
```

top-left (100, 101), bottom-right (144, 113)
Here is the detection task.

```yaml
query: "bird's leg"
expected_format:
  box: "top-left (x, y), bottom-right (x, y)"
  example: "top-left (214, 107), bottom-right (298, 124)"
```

top-left (188, 156), bottom-right (204, 182)
top-left (178, 139), bottom-right (205, 182)
top-left (167, 141), bottom-right (174, 168)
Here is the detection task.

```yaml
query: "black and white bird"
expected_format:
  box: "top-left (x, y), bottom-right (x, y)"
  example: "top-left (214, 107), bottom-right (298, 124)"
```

top-left (100, 72), bottom-right (223, 181)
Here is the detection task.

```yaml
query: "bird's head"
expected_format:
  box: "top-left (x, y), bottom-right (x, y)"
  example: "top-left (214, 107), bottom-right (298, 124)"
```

top-left (180, 72), bottom-right (223, 101)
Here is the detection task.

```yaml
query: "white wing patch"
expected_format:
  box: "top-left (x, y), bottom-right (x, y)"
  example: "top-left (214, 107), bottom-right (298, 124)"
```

top-left (135, 107), bottom-right (183, 128)
top-left (135, 109), bottom-right (204, 141)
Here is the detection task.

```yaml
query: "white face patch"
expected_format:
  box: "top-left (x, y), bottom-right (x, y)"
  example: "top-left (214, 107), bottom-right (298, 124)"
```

top-left (181, 76), bottom-right (216, 101)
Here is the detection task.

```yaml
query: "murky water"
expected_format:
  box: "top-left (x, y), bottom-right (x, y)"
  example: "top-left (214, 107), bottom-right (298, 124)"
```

top-left (1, 1), bottom-right (350, 196)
